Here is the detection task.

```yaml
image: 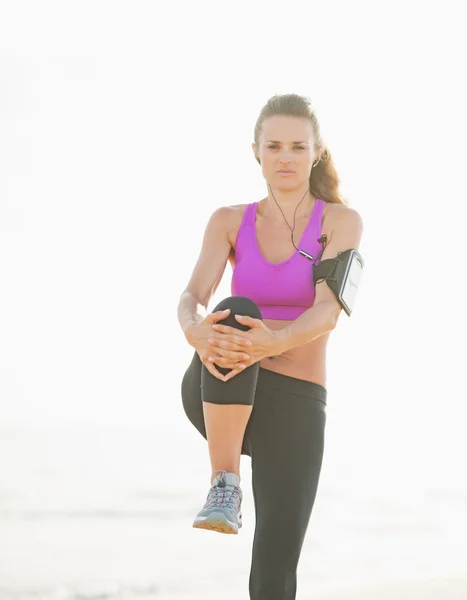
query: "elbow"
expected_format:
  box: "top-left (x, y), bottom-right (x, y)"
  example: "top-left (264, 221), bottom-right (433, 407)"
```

top-left (329, 312), bottom-right (340, 331)
top-left (325, 301), bottom-right (342, 331)
top-left (180, 288), bottom-right (209, 311)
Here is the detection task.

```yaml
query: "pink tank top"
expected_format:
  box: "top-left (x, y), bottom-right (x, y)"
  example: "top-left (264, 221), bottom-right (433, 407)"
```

top-left (231, 199), bottom-right (326, 320)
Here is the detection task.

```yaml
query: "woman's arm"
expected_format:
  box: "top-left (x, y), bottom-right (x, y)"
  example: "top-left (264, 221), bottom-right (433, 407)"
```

top-left (275, 207), bottom-right (364, 353)
top-left (179, 206), bottom-right (254, 381)
top-left (177, 207), bottom-right (232, 338)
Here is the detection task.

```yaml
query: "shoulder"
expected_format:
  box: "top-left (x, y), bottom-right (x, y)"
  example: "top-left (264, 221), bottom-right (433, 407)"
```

top-left (322, 202), bottom-right (364, 236)
top-left (208, 203), bottom-right (249, 225)
top-left (320, 203), bottom-right (364, 255)
top-left (207, 203), bottom-right (251, 244)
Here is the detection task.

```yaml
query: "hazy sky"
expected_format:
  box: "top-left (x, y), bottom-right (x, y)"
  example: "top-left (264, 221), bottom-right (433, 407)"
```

top-left (1, 2), bottom-right (465, 493)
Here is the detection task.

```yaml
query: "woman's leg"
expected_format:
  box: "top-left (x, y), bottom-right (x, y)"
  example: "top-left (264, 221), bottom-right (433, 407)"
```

top-left (200, 296), bottom-right (261, 482)
top-left (181, 295), bottom-right (262, 459)
top-left (181, 350), bottom-right (254, 457)
top-left (244, 369), bottom-right (327, 600)
top-left (180, 295), bottom-right (261, 533)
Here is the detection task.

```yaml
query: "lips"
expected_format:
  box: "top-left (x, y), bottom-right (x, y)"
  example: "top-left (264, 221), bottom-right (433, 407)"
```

top-left (277, 170), bottom-right (295, 173)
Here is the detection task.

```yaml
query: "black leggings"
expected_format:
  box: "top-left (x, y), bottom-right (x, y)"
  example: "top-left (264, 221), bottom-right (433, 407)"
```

top-left (181, 296), bottom-right (327, 600)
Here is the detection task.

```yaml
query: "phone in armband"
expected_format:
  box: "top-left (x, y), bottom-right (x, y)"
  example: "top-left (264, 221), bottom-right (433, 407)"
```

top-left (312, 248), bottom-right (364, 316)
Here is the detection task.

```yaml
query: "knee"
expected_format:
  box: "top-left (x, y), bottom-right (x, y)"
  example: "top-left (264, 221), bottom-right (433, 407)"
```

top-left (212, 296), bottom-right (262, 331)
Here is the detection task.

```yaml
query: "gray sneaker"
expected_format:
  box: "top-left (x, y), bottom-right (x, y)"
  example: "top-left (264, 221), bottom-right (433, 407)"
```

top-left (192, 470), bottom-right (243, 535)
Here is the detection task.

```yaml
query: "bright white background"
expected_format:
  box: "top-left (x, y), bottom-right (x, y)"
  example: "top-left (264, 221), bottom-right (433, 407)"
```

top-left (1, 2), bottom-right (466, 598)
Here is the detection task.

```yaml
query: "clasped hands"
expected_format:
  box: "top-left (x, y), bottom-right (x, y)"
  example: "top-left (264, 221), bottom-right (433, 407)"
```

top-left (206, 309), bottom-right (283, 382)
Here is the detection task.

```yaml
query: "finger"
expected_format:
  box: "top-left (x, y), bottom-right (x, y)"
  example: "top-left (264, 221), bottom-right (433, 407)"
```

top-left (214, 362), bottom-right (245, 372)
top-left (208, 352), bottom-right (246, 367)
top-left (202, 358), bottom-right (227, 382)
top-left (206, 309), bottom-right (230, 324)
top-left (211, 324), bottom-right (247, 336)
top-left (208, 363), bottom-right (227, 382)
top-left (210, 333), bottom-right (251, 347)
top-left (211, 324), bottom-right (231, 334)
top-left (208, 347), bottom-right (249, 361)
top-left (235, 315), bottom-right (263, 328)
top-left (221, 348), bottom-right (249, 361)
top-left (209, 357), bottom-right (244, 372)
top-left (208, 351), bottom-right (247, 368)
top-left (208, 338), bottom-right (251, 354)
top-left (223, 367), bottom-right (243, 382)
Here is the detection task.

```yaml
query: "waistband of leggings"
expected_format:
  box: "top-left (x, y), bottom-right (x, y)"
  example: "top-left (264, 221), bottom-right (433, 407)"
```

top-left (256, 367), bottom-right (327, 404)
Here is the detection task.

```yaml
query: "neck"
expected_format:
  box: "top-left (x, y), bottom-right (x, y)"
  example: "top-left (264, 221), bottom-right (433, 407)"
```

top-left (262, 183), bottom-right (316, 221)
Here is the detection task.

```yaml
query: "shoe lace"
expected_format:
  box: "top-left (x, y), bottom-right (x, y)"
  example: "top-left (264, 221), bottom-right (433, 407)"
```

top-left (205, 471), bottom-right (241, 510)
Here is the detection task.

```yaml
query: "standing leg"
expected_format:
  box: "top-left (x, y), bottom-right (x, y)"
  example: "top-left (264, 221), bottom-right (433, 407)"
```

top-left (245, 371), bottom-right (327, 599)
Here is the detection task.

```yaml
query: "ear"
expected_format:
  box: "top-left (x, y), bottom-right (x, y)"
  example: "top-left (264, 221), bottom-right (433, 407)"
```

top-left (251, 142), bottom-right (261, 165)
top-left (312, 151), bottom-right (321, 167)
top-left (315, 149), bottom-right (325, 164)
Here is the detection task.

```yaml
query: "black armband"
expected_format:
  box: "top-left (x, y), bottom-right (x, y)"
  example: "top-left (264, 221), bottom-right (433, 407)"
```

top-left (313, 248), bottom-right (364, 316)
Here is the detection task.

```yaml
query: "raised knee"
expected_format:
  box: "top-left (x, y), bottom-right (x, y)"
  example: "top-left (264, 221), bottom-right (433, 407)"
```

top-left (212, 296), bottom-right (262, 330)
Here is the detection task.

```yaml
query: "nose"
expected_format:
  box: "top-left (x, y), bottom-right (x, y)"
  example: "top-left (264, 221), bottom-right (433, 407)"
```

top-left (279, 151), bottom-right (293, 164)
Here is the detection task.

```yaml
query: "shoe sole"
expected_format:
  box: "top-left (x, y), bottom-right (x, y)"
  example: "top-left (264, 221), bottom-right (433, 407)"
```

top-left (192, 511), bottom-right (241, 535)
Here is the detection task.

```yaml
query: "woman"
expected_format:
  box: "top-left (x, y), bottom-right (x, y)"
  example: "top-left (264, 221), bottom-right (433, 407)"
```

top-left (177, 93), bottom-right (364, 600)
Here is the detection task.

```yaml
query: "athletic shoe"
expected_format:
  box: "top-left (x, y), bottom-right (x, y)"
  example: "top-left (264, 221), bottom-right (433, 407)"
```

top-left (192, 470), bottom-right (243, 534)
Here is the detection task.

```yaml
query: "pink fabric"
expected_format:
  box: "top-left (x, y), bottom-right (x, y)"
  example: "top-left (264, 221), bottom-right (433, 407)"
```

top-left (231, 199), bottom-right (326, 320)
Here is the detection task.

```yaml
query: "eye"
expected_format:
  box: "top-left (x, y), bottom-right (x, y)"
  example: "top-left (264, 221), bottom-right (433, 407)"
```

top-left (267, 145), bottom-right (306, 150)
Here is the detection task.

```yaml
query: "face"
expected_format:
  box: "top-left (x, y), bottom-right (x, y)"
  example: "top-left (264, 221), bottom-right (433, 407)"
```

top-left (252, 115), bottom-right (319, 188)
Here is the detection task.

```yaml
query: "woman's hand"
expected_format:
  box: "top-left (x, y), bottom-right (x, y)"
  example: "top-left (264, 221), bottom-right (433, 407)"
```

top-left (185, 309), bottom-right (253, 382)
top-left (207, 315), bottom-right (284, 382)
